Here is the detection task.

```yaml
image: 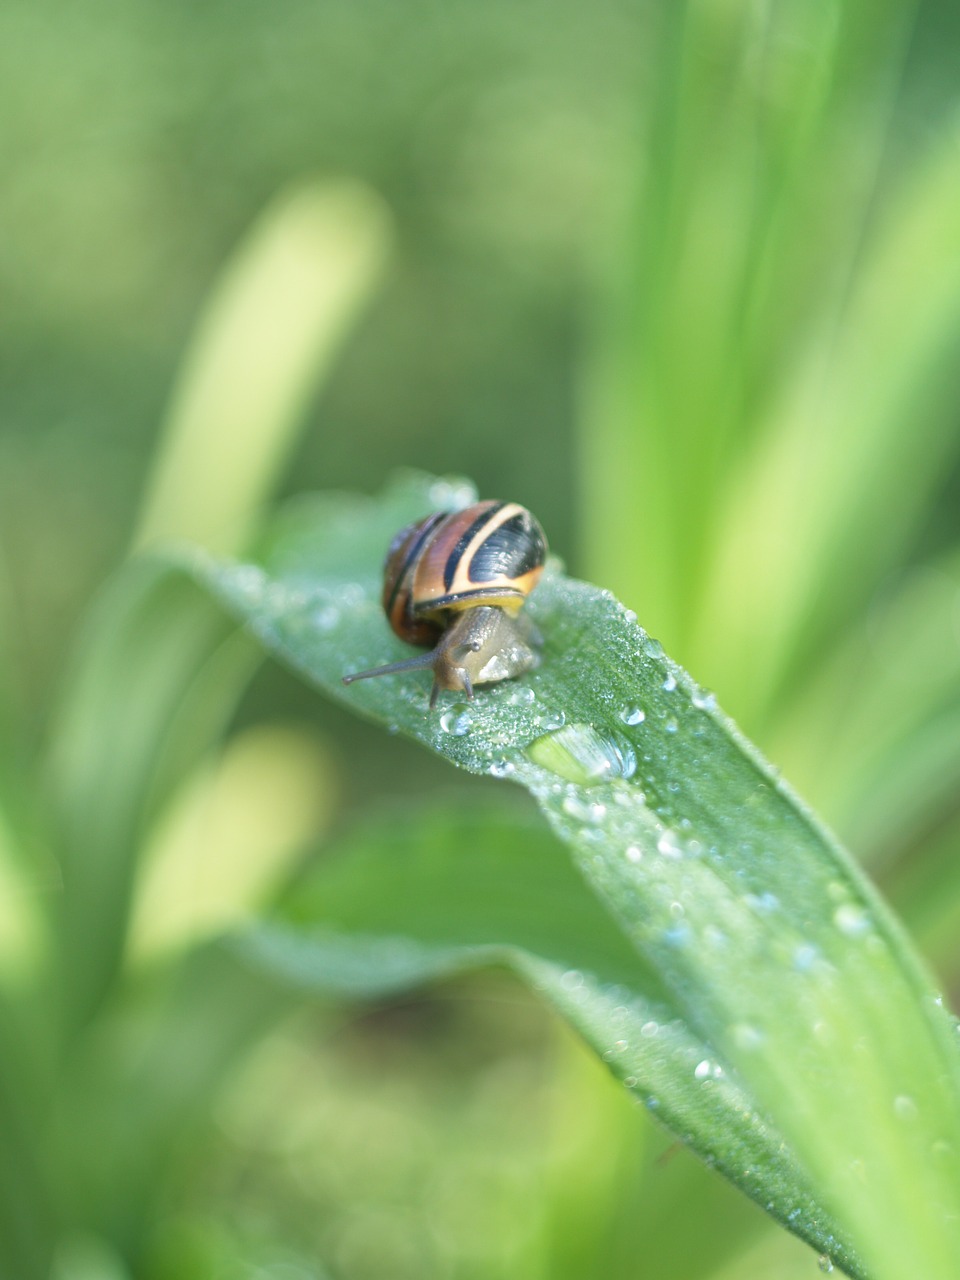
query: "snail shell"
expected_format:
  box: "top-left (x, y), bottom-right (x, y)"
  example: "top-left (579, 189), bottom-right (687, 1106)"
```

top-left (344, 500), bottom-right (547, 708)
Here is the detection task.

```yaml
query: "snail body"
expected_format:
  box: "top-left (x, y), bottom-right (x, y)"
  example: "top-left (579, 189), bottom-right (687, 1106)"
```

top-left (343, 500), bottom-right (547, 708)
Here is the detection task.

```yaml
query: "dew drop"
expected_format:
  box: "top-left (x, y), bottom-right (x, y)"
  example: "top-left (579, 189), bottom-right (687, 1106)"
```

top-left (312, 603), bottom-right (340, 633)
top-left (429, 477), bottom-right (477, 510)
top-left (694, 1059), bottom-right (712, 1081)
top-left (440, 706), bottom-right (474, 736)
top-left (657, 830), bottom-right (682, 859)
top-left (562, 795), bottom-right (607, 823)
top-left (625, 845), bottom-right (643, 864)
top-left (527, 722), bottom-right (636, 785)
top-left (817, 1255), bottom-right (834, 1274)
top-left (691, 687), bottom-right (717, 711)
top-left (662, 673), bottom-right (677, 692)
top-left (623, 1075), bottom-right (638, 1088)
top-left (488, 759), bottom-right (514, 778)
top-left (507, 685), bottom-right (536, 706)
top-left (833, 903), bottom-right (871, 938)
top-left (640, 1021), bottom-right (659, 1038)
top-left (231, 565), bottom-right (267, 601)
top-left (538, 709), bottom-right (566, 732)
top-left (560, 969), bottom-right (584, 992)
top-left (623, 609), bottom-right (638, 625)
top-left (665, 717), bottom-right (679, 734)
top-left (619, 704), bottom-right (646, 726)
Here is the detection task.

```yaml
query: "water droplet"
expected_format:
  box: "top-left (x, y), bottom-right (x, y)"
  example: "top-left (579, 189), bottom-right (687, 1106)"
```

top-left (691, 687), bottom-right (717, 711)
top-left (640, 1020), bottom-right (659, 1038)
top-left (833, 903), bottom-right (871, 938)
top-left (744, 891), bottom-right (780, 915)
top-left (817, 1255), bottom-right (834, 1274)
top-left (488, 759), bottom-right (514, 778)
top-left (507, 685), bottom-right (536, 706)
top-left (231, 565), bottom-right (267, 601)
top-left (662, 673), bottom-right (677, 692)
top-left (625, 845), bottom-right (643, 864)
top-left (893, 1095), bottom-right (918, 1121)
top-left (312, 603), bottom-right (340, 632)
top-left (623, 1075), bottom-right (638, 1088)
top-left (657, 830), bottom-right (682, 859)
top-left (527, 723), bottom-right (636, 785)
top-left (619, 704), bottom-right (646, 725)
top-left (793, 943), bottom-right (818, 972)
top-left (429, 477), bottom-right (477, 510)
top-left (664, 922), bottom-right (691, 948)
top-left (562, 795), bottom-right (607, 823)
top-left (694, 1059), bottom-right (712, 1081)
top-left (665, 717), bottom-right (679, 734)
top-left (623, 609), bottom-right (638, 625)
top-left (538, 709), bottom-right (566, 732)
top-left (560, 970), bottom-right (584, 992)
top-left (440, 706), bottom-right (474, 736)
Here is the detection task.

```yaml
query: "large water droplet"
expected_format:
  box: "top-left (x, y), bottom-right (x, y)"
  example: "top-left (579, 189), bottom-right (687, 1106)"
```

top-left (507, 685), bottom-right (536, 706)
top-left (527, 723), bottom-right (637, 786)
top-left (817, 1255), bottom-right (834, 1274)
top-left (619, 704), bottom-right (646, 725)
top-left (538, 709), bottom-right (566, 732)
top-left (440, 705), bottom-right (474, 736)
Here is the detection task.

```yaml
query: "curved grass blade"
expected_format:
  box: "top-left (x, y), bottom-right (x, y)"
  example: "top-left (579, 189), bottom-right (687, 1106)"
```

top-left (239, 802), bottom-right (860, 1276)
top-left (186, 470), bottom-right (960, 1280)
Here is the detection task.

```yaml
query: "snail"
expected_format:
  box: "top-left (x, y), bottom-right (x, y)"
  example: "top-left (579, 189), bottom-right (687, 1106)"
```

top-left (343, 500), bottom-right (547, 708)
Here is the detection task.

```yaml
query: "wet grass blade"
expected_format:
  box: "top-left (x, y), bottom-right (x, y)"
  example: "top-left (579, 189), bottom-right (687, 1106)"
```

top-left (184, 471), bottom-right (960, 1280)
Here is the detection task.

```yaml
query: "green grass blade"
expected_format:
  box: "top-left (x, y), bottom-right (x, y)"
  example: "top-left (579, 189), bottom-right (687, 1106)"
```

top-left (46, 561), bottom-right (258, 1033)
top-left (239, 803), bottom-right (861, 1276)
top-left (133, 180), bottom-right (391, 556)
top-left (185, 471), bottom-right (960, 1280)
top-left (771, 548), bottom-right (960, 860)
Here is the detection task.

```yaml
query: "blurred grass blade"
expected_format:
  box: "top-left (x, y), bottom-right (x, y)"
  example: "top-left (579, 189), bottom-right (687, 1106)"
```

top-left (183, 471), bottom-right (960, 1280)
top-left (238, 803), bottom-right (860, 1274)
top-left (580, 0), bottom-right (897, 632)
top-left (134, 180), bottom-right (391, 555)
top-left (697, 128), bottom-right (960, 726)
top-left (47, 562), bottom-right (258, 1032)
top-left (129, 723), bottom-right (336, 964)
top-left (771, 548), bottom-right (960, 860)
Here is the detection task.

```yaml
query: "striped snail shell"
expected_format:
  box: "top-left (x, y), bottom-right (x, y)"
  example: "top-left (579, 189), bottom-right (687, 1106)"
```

top-left (343, 500), bottom-right (547, 709)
